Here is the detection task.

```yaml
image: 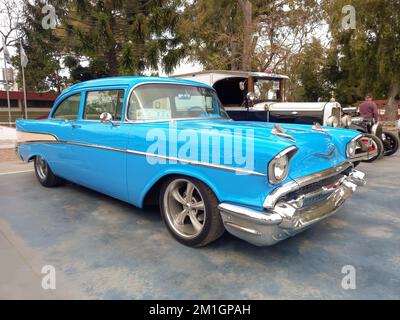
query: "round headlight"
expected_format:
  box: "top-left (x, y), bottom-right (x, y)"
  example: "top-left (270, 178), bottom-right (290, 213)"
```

top-left (346, 140), bottom-right (357, 158)
top-left (327, 116), bottom-right (339, 127)
top-left (269, 154), bottom-right (289, 184)
top-left (341, 115), bottom-right (352, 128)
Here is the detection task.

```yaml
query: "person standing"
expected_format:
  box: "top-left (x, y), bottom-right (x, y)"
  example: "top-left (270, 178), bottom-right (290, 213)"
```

top-left (359, 94), bottom-right (379, 122)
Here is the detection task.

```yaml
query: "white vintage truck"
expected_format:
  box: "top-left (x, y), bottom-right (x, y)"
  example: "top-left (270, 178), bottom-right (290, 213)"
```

top-left (173, 70), bottom-right (400, 160)
top-left (173, 70), bottom-right (350, 128)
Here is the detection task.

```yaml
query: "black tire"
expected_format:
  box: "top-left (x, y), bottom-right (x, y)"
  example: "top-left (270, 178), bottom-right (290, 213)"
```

top-left (159, 176), bottom-right (225, 247)
top-left (34, 156), bottom-right (64, 187)
top-left (383, 131), bottom-right (399, 157)
top-left (363, 133), bottom-right (384, 162)
top-left (353, 161), bottom-right (361, 168)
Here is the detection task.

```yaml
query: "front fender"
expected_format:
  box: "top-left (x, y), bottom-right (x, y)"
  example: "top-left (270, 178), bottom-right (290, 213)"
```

top-left (138, 167), bottom-right (223, 208)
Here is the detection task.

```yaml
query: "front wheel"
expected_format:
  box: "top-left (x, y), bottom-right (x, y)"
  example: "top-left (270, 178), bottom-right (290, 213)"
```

top-left (362, 133), bottom-right (384, 162)
top-left (382, 131), bottom-right (399, 156)
top-left (34, 156), bottom-right (64, 187)
top-left (160, 176), bottom-right (225, 247)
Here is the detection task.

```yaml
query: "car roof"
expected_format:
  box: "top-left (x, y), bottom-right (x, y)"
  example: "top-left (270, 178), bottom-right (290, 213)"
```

top-left (62, 76), bottom-right (212, 95)
top-left (173, 70), bottom-right (289, 80)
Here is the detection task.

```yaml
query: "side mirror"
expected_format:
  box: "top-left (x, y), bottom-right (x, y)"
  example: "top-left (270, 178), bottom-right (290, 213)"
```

top-left (100, 112), bottom-right (114, 124)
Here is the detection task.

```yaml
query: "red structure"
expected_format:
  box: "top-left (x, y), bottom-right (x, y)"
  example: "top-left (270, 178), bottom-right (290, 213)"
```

top-left (0, 90), bottom-right (58, 107)
top-left (0, 90), bottom-right (58, 121)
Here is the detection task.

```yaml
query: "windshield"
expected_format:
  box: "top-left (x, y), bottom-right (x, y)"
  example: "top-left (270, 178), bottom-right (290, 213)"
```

top-left (127, 83), bottom-right (229, 121)
top-left (253, 78), bottom-right (281, 102)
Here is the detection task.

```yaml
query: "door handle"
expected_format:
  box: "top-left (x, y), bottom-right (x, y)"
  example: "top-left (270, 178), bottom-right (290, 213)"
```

top-left (71, 124), bottom-right (81, 129)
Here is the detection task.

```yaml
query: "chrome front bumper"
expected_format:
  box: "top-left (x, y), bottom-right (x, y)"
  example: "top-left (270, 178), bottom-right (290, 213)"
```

top-left (219, 164), bottom-right (366, 246)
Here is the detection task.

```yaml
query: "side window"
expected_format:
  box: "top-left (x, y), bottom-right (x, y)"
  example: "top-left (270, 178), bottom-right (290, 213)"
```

top-left (128, 92), bottom-right (172, 121)
top-left (53, 94), bottom-right (81, 120)
top-left (84, 90), bottom-right (125, 121)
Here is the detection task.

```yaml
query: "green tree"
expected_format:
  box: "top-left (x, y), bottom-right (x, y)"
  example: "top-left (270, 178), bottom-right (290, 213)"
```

top-left (181, 0), bottom-right (323, 72)
top-left (285, 39), bottom-right (330, 102)
top-left (324, 0), bottom-right (400, 119)
top-left (62, 0), bottom-right (186, 76)
top-left (14, 0), bottom-right (187, 91)
top-left (13, 0), bottom-right (66, 93)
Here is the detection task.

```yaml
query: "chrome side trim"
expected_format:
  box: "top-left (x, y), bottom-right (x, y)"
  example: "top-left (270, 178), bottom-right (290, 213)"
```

top-left (17, 131), bottom-right (59, 144)
top-left (123, 117), bottom-right (226, 124)
top-left (263, 161), bottom-right (353, 209)
top-left (17, 137), bottom-right (266, 177)
top-left (125, 149), bottom-right (266, 176)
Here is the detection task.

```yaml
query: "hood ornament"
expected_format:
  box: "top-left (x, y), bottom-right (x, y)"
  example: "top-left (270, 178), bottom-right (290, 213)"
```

top-left (272, 124), bottom-right (296, 143)
top-left (312, 122), bottom-right (328, 133)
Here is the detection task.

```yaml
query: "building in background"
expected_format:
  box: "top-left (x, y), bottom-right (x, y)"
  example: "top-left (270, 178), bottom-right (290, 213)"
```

top-left (0, 90), bottom-right (57, 124)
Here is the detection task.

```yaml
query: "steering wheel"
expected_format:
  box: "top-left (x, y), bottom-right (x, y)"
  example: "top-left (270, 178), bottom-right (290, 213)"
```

top-left (188, 106), bottom-right (205, 113)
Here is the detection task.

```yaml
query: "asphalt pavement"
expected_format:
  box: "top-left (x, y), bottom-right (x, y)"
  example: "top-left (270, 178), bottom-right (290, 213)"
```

top-left (0, 153), bottom-right (399, 299)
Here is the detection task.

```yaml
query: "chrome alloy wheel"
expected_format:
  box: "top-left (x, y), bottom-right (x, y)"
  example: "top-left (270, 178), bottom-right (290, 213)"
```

top-left (35, 156), bottom-right (48, 180)
top-left (163, 179), bottom-right (206, 238)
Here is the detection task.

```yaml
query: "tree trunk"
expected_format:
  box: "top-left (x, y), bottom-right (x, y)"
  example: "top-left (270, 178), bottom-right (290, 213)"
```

top-left (107, 13), bottom-right (119, 76)
top-left (239, 0), bottom-right (253, 71)
top-left (106, 45), bottom-right (119, 76)
top-left (384, 81), bottom-right (400, 122)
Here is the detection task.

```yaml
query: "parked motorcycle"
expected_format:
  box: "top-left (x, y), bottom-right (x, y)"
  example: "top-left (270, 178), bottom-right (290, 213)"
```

top-left (349, 115), bottom-right (399, 160)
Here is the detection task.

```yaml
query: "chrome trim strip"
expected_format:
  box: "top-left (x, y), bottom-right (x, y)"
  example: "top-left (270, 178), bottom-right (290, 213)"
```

top-left (263, 161), bottom-right (353, 209)
top-left (125, 149), bottom-right (265, 176)
top-left (124, 117), bottom-right (226, 124)
top-left (17, 137), bottom-right (265, 177)
top-left (16, 131), bottom-right (59, 144)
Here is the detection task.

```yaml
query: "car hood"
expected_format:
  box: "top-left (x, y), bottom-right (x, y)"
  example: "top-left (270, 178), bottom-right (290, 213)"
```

top-left (169, 119), bottom-right (355, 180)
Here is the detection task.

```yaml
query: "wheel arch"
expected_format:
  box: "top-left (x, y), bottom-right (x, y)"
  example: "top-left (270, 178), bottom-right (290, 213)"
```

top-left (141, 170), bottom-right (221, 208)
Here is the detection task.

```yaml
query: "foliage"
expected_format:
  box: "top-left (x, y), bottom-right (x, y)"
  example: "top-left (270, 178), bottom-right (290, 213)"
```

top-left (323, 0), bottom-right (400, 118)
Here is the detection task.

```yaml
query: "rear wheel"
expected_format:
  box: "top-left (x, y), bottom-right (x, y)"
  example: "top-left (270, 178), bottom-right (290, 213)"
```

top-left (382, 131), bottom-right (399, 156)
top-left (34, 156), bottom-right (64, 187)
top-left (362, 133), bottom-right (384, 162)
top-left (160, 176), bottom-right (225, 247)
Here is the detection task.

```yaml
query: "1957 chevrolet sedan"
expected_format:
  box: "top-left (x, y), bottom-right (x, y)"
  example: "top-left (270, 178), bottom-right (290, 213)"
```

top-left (16, 77), bottom-right (376, 247)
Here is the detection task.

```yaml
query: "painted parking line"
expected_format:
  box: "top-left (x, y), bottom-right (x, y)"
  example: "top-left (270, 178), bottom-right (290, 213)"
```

top-left (0, 170), bottom-right (34, 176)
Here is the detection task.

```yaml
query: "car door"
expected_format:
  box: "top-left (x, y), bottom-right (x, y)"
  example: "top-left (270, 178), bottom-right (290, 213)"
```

top-left (65, 88), bottom-right (130, 202)
top-left (46, 92), bottom-right (83, 177)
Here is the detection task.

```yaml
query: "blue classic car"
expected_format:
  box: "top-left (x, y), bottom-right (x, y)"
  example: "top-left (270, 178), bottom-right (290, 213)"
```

top-left (16, 77), bottom-right (376, 247)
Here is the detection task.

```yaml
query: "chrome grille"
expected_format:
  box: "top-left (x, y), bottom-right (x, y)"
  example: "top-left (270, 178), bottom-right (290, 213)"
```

top-left (283, 170), bottom-right (351, 205)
